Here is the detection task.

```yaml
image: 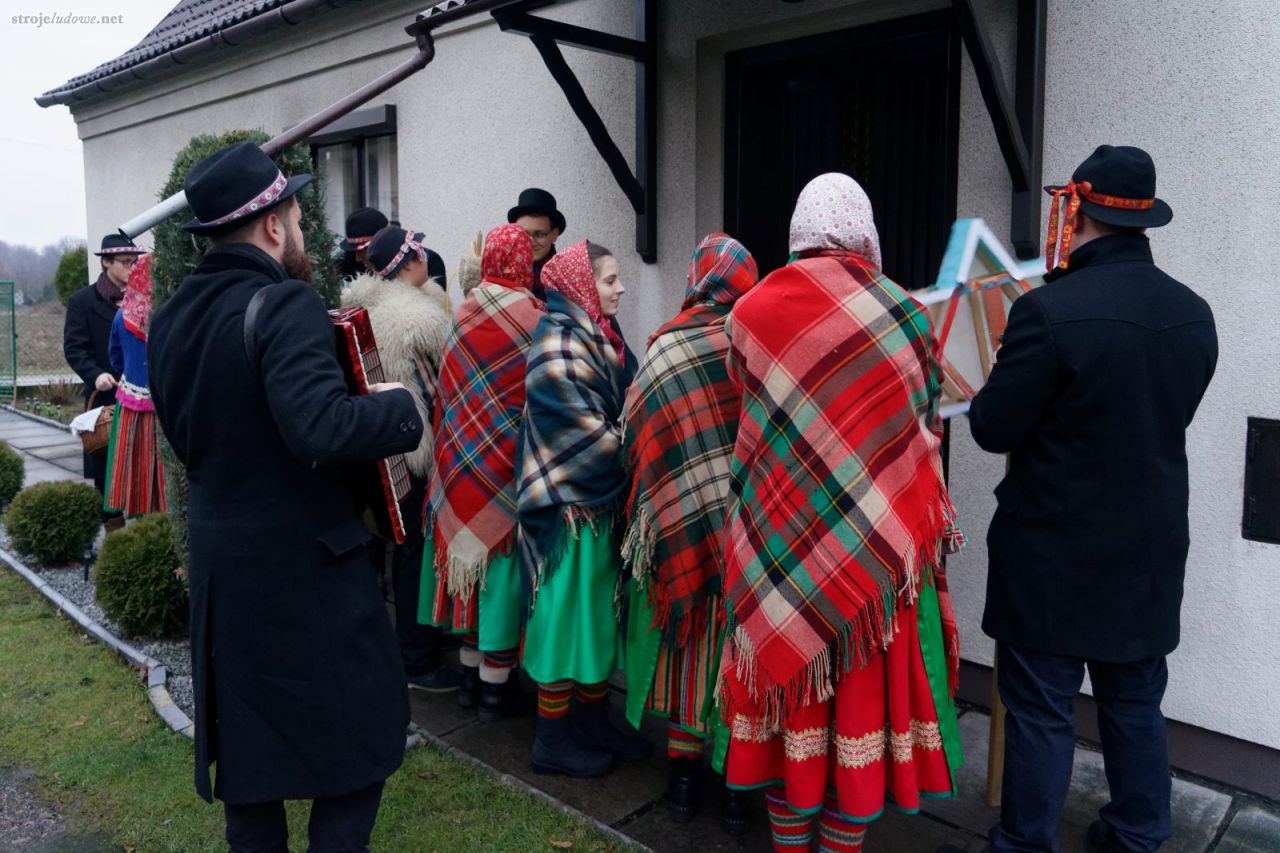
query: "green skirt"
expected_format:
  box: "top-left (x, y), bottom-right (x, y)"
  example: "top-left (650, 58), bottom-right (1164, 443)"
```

top-left (521, 523), bottom-right (624, 685)
top-left (417, 537), bottom-right (523, 652)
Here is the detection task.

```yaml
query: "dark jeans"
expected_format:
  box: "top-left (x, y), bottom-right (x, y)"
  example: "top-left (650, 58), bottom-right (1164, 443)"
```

top-left (223, 780), bottom-right (384, 853)
top-left (369, 476), bottom-right (441, 676)
top-left (990, 643), bottom-right (1172, 853)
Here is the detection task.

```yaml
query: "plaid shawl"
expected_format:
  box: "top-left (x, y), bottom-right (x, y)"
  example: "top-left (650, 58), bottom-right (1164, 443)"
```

top-left (622, 234), bottom-right (759, 644)
top-left (517, 244), bottom-right (636, 606)
top-left (719, 252), bottom-right (963, 727)
top-left (429, 225), bottom-right (544, 597)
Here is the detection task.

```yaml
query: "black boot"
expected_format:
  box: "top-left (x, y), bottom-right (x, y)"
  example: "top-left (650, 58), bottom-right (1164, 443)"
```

top-left (457, 666), bottom-right (481, 709)
top-left (531, 714), bottom-right (614, 778)
top-left (477, 678), bottom-right (536, 722)
top-left (569, 697), bottom-right (654, 762)
top-left (721, 784), bottom-right (752, 837)
top-left (666, 757), bottom-right (703, 823)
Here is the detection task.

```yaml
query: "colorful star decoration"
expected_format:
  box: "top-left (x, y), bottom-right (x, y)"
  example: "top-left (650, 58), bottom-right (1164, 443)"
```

top-left (910, 219), bottom-right (1046, 419)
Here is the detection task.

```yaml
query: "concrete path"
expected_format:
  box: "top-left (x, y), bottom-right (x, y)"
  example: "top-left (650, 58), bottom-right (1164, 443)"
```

top-left (409, 682), bottom-right (1279, 852)
top-left (0, 408), bottom-right (88, 486)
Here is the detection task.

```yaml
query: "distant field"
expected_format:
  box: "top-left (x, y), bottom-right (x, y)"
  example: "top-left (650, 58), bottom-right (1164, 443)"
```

top-left (14, 302), bottom-right (73, 377)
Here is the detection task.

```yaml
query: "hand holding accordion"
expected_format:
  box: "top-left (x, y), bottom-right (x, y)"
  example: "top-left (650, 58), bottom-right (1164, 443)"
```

top-left (329, 306), bottom-right (415, 544)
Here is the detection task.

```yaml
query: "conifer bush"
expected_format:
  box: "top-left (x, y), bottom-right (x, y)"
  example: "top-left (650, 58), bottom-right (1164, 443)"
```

top-left (3, 481), bottom-right (101, 565)
top-left (0, 441), bottom-right (24, 506)
top-left (94, 513), bottom-right (188, 638)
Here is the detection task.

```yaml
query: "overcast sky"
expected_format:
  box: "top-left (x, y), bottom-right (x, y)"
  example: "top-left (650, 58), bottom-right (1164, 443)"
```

top-left (0, 0), bottom-right (177, 249)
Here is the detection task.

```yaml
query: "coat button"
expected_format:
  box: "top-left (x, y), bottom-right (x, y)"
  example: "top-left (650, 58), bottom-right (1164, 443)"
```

top-left (399, 423), bottom-right (408, 432)
top-left (410, 422), bottom-right (418, 431)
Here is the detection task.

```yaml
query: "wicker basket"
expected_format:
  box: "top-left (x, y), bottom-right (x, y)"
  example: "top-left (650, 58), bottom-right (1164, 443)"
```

top-left (78, 390), bottom-right (114, 455)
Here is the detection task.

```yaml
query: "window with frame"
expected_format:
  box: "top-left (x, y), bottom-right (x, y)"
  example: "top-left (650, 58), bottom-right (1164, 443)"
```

top-left (307, 105), bottom-right (400, 243)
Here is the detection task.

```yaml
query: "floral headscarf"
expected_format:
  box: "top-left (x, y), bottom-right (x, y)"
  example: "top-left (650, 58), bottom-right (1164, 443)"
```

top-left (539, 241), bottom-right (624, 355)
top-left (788, 172), bottom-right (882, 269)
top-left (480, 223), bottom-right (535, 291)
top-left (121, 254), bottom-right (153, 341)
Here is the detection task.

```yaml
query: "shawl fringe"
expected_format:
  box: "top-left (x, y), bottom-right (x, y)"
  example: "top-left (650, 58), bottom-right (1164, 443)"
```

top-left (721, 481), bottom-right (962, 731)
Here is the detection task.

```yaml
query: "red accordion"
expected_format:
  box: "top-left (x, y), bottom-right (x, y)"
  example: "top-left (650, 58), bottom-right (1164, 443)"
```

top-left (329, 306), bottom-right (413, 544)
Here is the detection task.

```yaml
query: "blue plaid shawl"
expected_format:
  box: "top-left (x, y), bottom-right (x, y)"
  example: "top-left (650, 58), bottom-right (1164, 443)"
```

top-left (517, 288), bottom-right (636, 607)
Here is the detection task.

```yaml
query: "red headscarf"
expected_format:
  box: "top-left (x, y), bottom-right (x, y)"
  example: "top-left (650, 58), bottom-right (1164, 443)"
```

top-left (121, 254), bottom-right (153, 341)
top-left (481, 224), bottom-right (535, 291)
top-left (540, 240), bottom-right (624, 355)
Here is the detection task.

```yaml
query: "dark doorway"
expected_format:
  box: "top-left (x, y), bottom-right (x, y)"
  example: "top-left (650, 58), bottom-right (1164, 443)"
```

top-left (724, 11), bottom-right (961, 287)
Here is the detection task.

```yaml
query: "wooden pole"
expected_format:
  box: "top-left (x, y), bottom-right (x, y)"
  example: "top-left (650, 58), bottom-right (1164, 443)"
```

top-left (986, 654), bottom-right (1006, 806)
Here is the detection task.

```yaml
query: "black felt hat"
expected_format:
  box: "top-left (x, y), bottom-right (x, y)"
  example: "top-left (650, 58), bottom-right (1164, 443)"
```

top-left (340, 207), bottom-right (389, 252)
top-left (507, 187), bottom-right (566, 234)
top-left (182, 141), bottom-right (312, 236)
top-left (367, 226), bottom-right (425, 279)
top-left (94, 233), bottom-right (144, 256)
top-left (1045, 145), bottom-right (1172, 229)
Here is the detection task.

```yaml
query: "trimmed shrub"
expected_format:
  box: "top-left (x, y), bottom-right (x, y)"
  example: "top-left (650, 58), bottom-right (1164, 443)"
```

top-left (149, 129), bottom-right (340, 571)
top-left (4, 481), bottom-right (101, 565)
top-left (54, 245), bottom-right (89, 306)
top-left (0, 441), bottom-right (24, 506)
top-left (94, 514), bottom-right (188, 638)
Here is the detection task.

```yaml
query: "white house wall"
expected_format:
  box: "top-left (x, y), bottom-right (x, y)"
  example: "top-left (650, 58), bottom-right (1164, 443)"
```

top-left (68, 0), bottom-right (1280, 749)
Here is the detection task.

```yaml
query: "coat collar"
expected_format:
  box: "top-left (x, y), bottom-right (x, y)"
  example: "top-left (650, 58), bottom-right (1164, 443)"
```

top-left (194, 243), bottom-right (289, 282)
top-left (1044, 234), bottom-right (1153, 282)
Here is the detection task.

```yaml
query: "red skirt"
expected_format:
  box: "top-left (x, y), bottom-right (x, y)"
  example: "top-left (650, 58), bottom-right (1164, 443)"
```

top-left (104, 405), bottom-right (167, 518)
top-left (724, 595), bottom-right (956, 820)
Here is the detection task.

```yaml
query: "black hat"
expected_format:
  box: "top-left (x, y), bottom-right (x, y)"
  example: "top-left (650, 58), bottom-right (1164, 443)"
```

top-left (367, 226), bottom-right (426, 279)
top-left (1045, 145), bottom-right (1172, 229)
top-left (507, 187), bottom-right (566, 234)
top-left (340, 207), bottom-right (389, 252)
top-left (182, 141), bottom-right (312, 236)
top-left (94, 233), bottom-right (144, 257)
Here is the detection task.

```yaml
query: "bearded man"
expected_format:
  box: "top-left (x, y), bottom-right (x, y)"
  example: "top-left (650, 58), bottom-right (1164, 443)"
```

top-left (148, 141), bottom-right (423, 852)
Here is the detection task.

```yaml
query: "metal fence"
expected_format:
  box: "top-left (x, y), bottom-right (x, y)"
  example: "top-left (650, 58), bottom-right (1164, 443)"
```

top-left (0, 282), bottom-right (15, 403)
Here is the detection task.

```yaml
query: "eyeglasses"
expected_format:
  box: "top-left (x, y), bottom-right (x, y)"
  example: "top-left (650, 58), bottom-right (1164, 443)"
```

top-left (523, 229), bottom-right (553, 242)
top-left (112, 257), bottom-right (139, 268)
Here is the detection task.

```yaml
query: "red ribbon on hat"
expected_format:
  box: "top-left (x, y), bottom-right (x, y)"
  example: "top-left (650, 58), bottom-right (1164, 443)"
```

top-left (1045, 180), bottom-right (1157, 271)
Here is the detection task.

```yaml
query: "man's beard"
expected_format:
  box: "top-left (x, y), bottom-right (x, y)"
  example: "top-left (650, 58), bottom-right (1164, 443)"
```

top-left (283, 232), bottom-right (314, 283)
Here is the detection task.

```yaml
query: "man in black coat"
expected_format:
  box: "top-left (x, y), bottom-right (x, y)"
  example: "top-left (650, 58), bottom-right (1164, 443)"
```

top-left (63, 234), bottom-right (141, 497)
top-left (966, 147), bottom-right (1217, 853)
top-left (148, 142), bottom-right (423, 852)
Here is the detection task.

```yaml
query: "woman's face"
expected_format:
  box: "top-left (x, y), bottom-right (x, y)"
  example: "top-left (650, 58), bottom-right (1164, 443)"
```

top-left (593, 255), bottom-right (624, 317)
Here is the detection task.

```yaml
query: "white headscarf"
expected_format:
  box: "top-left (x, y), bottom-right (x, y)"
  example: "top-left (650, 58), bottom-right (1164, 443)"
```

top-left (787, 173), bottom-right (882, 269)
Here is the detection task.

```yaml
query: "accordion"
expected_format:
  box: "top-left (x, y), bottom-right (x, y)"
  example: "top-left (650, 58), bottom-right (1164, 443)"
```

top-left (329, 306), bottom-right (413, 544)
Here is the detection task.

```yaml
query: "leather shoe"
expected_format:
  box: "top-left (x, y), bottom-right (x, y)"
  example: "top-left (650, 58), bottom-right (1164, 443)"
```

top-left (477, 678), bottom-right (536, 722)
top-left (457, 666), bottom-right (481, 709)
top-left (531, 714), bottom-right (614, 778)
top-left (570, 698), bottom-right (653, 762)
top-left (721, 784), bottom-right (752, 837)
top-left (666, 757), bottom-right (703, 823)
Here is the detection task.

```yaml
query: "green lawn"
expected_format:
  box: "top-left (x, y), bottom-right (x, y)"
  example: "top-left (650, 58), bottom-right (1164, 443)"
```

top-left (0, 568), bottom-right (619, 851)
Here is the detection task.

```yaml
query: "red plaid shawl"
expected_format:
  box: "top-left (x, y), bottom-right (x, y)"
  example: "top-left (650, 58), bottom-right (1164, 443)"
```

top-left (719, 252), bottom-right (963, 727)
top-left (429, 225), bottom-right (544, 595)
top-left (622, 233), bottom-right (758, 643)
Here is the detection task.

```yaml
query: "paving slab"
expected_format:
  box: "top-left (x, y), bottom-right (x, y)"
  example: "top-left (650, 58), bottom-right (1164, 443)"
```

top-left (923, 712), bottom-right (1231, 852)
top-left (26, 444), bottom-right (84, 463)
top-left (1216, 804), bottom-right (1280, 853)
top-left (617, 774), bottom-right (772, 853)
top-left (0, 425), bottom-right (65, 439)
top-left (438, 699), bottom-right (669, 827)
top-left (5, 434), bottom-right (80, 452)
top-left (21, 461), bottom-right (87, 486)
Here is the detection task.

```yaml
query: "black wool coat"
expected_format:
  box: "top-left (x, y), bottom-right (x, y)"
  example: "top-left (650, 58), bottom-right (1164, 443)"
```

top-left (148, 244), bottom-right (423, 804)
top-left (969, 235), bottom-right (1217, 663)
top-left (63, 279), bottom-right (120, 407)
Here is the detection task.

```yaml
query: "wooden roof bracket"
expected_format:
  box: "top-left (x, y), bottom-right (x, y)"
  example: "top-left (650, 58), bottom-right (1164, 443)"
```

top-left (951, 0), bottom-right (1046, 260)
top-left (488, 0), bottom-right (659, 262)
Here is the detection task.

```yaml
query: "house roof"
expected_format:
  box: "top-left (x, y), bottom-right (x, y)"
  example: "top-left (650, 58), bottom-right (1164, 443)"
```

top-left (35, 0), bottom-right (356, 108)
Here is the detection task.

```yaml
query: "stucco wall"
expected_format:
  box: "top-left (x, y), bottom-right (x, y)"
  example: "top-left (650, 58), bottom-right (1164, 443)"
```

top-left (66, 0), bottom-right (1280, 749)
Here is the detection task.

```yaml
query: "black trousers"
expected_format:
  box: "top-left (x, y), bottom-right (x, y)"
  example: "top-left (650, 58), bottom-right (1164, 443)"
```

top-left (368, 476), bottom-right (441, 676)
top-left (990, 643), bottom-right (1172, 853)
top-left (223, 780), bottom-right (384, 853)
